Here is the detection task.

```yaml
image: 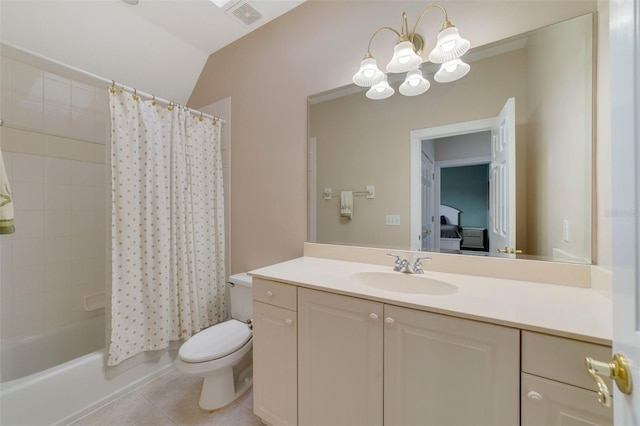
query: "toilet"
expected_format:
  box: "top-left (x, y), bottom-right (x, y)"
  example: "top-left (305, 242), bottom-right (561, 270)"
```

top-left (176, 273), bottom-right (253, 411)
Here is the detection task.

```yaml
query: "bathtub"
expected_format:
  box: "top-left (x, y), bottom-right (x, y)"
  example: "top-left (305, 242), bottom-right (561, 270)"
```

top-left (0, 316), bottom-right (178, 426)
top-left (1, 315), bottom-right (106, 383)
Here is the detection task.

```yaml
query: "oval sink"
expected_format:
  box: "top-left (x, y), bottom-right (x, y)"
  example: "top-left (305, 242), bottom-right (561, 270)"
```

top-left (351, 271), bottom-right (458, 295)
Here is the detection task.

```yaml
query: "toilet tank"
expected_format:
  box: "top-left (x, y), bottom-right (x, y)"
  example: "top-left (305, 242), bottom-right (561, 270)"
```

top-left (228, 273), bottom-right (253, 321)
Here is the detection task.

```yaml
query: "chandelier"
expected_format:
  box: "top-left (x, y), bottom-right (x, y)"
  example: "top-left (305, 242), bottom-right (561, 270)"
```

top-left (352, 4), bottom-right (470, 100)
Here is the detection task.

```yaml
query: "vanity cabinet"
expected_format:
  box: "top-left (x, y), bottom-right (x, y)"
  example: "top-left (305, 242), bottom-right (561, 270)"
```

top-left (384, 304), bottom-right (519, 425)
top-left (521, 331), bottom-right (613, 425)
top-left (252, 279), bottom-right (298, 426)
top-left (298, 288), bottom-right (519, 426)
top-left (298, 288), bottom-right (384, 426)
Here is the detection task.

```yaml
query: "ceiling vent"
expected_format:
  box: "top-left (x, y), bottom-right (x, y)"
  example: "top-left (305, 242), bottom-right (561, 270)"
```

top-left (227, 1), bottom-right (262, 26)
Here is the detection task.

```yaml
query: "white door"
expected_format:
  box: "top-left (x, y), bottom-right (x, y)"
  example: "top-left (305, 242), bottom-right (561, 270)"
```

top-left (489, 97), bottom-right (516, 256)
top-left (421, 154), bottom-right (435, 251)
top-left (610, 0), bottom-right (640, 421)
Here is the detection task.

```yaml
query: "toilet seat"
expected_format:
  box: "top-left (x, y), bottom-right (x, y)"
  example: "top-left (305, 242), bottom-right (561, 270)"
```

top-left (179, 319), bottom-right (252, 363)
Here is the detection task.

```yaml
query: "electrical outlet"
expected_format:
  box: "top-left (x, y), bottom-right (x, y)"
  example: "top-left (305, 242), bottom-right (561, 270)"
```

top-left (563, 219), bottom-right (570, 242)
top-left (385, 215), bottom-right (401, 226)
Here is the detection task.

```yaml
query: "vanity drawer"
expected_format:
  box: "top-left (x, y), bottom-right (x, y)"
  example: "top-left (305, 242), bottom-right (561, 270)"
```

top-left (252, 278), bottom-right (297, 311)
top-left (522, 331), bottom-right (611, 390)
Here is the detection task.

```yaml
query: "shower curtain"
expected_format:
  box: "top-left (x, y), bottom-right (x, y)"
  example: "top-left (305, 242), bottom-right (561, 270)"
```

top-left (108, 89), bottom-right (226, 366)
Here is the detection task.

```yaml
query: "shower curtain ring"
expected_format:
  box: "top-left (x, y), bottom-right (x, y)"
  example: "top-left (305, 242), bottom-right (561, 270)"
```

top-left (199, 112), bottom-right (203, 122)
top-left (110, 80), bottom-right (116, 94)
top-left (132, 88), bottom-right (139, 101)
top-left (151, 95), bottom-right (156, 106)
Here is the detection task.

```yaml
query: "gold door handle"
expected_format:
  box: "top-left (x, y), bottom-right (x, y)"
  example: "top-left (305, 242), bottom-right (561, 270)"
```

top-left (496, 247), bottom-right (523, 254)
top-left (585, 354), bottom-right (633, 407)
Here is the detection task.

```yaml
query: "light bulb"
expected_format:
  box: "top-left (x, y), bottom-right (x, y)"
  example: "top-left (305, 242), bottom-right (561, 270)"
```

top-left (364, 69), bottom-right (375, 78)
top-left (441, 40), bottom-right (456, 52)
top-left (445, 63), bottom-right (458, 73)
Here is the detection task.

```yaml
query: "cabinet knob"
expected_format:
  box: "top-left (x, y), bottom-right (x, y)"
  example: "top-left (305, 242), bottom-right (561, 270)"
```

top-left (369, 313), bottom-right (379, 322)
top-left (526, 391), bottom-right (543, 401)
top-left (285, 318), bottom-right (293, 326)
top-left (266, 291), bottom-right (274, 298)
top-left (384, 317), bottom-right (395, 327)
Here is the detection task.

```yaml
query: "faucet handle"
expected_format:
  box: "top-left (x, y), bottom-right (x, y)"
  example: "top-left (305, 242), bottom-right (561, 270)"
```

top-left (412, 256), bottom-right (432, 274)
top-left (387, 253), bottom-right (403, 271)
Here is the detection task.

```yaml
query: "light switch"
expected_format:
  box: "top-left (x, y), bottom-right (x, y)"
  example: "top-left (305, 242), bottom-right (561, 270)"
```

top-left (385, 215), bottom-right (401, 226)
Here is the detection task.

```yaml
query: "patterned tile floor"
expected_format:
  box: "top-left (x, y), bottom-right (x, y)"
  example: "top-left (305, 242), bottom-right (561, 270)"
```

top-left (70, 369), bottom-right (262, 426)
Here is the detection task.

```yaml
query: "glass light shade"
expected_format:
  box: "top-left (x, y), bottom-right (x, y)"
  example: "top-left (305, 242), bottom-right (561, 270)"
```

top-left (352, 57), bottom-right (385, 87)
top-left (428, 26), bottom-right (470, 64)
top-left (386, 41), bottom-right (422, 73)
top-left (366, 76), bottom-right (395, 100)
top-left (434, 59), bottom-right (470, 83)
top-left (399, 69), bottom-right (430, 96)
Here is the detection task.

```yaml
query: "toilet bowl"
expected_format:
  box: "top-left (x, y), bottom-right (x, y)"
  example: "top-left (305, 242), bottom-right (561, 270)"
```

top-left (176, 273), bottom-right (253, 411)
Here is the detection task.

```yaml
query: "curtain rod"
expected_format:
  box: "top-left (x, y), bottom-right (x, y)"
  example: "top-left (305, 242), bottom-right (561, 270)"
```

top-left (108, 81), bottom-right (226, 124)
top-left (1, 42), bottom-right (225, 124)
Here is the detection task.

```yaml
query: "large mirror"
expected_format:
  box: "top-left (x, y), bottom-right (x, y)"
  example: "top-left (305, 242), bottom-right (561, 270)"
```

top-left (308, 13), bottom-right (594, 264)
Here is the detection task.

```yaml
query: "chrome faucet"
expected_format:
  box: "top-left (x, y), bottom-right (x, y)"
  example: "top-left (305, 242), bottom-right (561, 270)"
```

top-left (387, 254), bottom-right (432, 274)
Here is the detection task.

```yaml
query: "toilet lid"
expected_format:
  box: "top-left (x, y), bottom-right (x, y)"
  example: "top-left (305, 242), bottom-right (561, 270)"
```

top-left (179, 319), bottom-right (252, 363)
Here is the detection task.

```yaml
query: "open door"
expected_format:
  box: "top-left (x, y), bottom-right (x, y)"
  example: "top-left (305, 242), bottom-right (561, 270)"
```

top-left (608, 0), bottom-right (640, 420)
top-left (489, 98), bottom-right (516, 257)
top-left (421, 154), bottom-right (435, 251)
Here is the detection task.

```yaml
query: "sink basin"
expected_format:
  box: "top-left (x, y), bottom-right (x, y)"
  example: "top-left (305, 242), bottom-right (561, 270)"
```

top-left (350, 271), bottom-right (458, 295)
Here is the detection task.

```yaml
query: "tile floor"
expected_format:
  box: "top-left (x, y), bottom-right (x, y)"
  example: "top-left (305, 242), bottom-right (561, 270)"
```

top-left (70, 369), bottom-right (262, 426)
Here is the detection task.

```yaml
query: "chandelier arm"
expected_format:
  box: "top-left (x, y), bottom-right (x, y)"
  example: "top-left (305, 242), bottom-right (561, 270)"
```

top-left (410, 4), bottom-right (453, 38)
top-left (365, 26), bottom-right (402, 57)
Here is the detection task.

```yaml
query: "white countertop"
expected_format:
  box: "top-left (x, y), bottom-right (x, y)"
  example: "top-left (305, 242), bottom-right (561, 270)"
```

top-left (249, 256), bottom-right (612, 346)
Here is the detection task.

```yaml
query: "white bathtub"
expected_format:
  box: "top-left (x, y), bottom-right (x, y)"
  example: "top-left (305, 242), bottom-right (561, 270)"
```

top-left (1, 315), bottom-right (106, 383)
top-left (0, 316), bottom-right (178, 425)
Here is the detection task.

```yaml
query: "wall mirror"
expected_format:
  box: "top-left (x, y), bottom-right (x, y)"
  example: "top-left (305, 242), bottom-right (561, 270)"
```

top-left (308, 13), bottom-right (594, 264)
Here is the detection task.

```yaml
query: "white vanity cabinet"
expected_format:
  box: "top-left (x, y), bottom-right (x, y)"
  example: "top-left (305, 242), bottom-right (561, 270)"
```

top-left (521, 331), bottom-right (613, 425)
top-left (384, 304), bottom-right (520, 425)
top-left (298, 287), bottom-right (384, 426)
top-left (297, 288), bottom-right (520, 426)
top-left (252, 278), bottom-right (298, 426)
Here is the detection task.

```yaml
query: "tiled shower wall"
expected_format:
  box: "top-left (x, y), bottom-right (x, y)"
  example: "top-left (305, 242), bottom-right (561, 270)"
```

top-left (0, 54), bottom-right (109, 341)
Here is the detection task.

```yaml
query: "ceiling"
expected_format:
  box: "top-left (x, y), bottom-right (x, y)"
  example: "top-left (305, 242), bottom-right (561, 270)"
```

top-left (0, 0), bottom-right (305, 104)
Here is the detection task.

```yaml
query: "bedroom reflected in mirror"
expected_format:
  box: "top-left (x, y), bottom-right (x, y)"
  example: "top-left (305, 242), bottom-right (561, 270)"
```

top-left (308, 13), bottom-right (594, 264)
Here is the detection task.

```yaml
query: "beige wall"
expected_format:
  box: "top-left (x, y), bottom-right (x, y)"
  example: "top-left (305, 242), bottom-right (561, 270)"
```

top-left (309, 50), bottom-right (526, 249)
top-left (525, 14), bottom-right (593, 263)
top-left (187, 0), bottom-right (600, 273)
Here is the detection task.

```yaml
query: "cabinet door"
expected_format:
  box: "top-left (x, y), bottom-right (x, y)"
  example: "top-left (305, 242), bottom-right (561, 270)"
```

top-left (522, 373), bottom-right (613, 425)
top-left (253, 301), bottom-right (297, 426)
top-left (298, 288), bottom-right (383, 426)
top-left (384, 305), bottom-right (520, 426)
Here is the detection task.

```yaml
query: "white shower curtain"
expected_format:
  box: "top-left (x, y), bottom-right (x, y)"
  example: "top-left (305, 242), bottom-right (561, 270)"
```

top-left (108, 89), bottom-right (226, 366)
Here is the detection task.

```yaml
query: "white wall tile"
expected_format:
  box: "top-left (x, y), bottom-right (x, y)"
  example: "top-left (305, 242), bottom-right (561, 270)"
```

top-left (44, 104), bottom-right (72, 137)
top-left (12, 238), bottom-right (44, 267)
top-left (71, 235), bottom-right (97, 260)
top-left (12, 97), bottom-right (44, 131)
top-left (44, 210), bottom-right (71, 237)
top-left (71, 185), bottom-right (96, 210)
top-left (12, 181), bottom-right (43, 210)
top-left (12, 264), bottom-right (44, 296)
top-left (2, 151), bottom-right (14, 182)
top-left (71, 161), bottom-right (95, 186)
top-left (72, 259), bottom-right (98, 286)
top-left (43, 183), bottom-right (71, 210)
top-left (44, 236), bottom-right (72, 264)
top-left (44, 262), bottom-right (72, 289)
top-left (43, 287), bottom-right (71, 327)
top-left (71, 110), bottom-right (95, 142)
top-left (0, 60), bottom-right (11, 124)
top-left (44, 74), bottom-right (71, 109)
top-left (0, 239), bottom-right (13, 269)
top-left (13, 209), bottom-right (43, 239)
top-left (71, 82), bottom-right (95, 112)
top-left (71, 210), bottom-right (95, 236)
top-left (44, 157), bottom-right (72, 185)
top-left (12, 153), bottom-right (43, 183)
top-left (11, 61), bottom-right (43, 100)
